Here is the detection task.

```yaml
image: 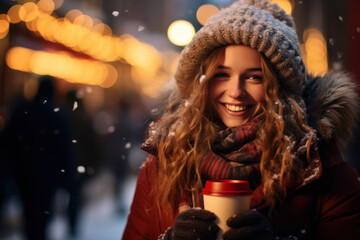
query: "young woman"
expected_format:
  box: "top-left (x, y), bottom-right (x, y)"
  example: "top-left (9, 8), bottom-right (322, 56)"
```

top-left (123, 0), bottom-right (360, 239)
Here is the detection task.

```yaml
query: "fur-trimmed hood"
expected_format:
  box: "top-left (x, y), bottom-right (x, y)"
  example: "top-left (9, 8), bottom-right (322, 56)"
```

top-left (303, 71), bottom-right (359, 150)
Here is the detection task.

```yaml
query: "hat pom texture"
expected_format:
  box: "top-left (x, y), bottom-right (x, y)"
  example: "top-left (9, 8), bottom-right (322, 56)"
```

top-left (175, 0), bottom-right (306, 98)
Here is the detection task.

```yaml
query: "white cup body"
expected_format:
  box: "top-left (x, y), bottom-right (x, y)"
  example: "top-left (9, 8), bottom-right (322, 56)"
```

top-left (203, 194), bottom-right (251, 234)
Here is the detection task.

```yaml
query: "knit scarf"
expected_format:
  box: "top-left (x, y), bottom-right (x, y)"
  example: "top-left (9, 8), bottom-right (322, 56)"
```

top-left (199, 117), bottom-right (262, 189)
top-left (141, 116), bottom-right (322, 208)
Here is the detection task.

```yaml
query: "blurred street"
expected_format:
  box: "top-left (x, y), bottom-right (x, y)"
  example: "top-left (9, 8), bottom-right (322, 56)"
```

top-left (1, 171), bottom-right (138, 240)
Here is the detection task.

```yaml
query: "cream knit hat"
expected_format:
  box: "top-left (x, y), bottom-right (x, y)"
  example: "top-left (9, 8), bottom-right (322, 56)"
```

top-left (175, 0), bottom-right (307, 98)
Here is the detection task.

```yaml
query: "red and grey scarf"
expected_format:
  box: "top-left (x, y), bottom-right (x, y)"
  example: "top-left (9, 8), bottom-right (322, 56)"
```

top-left (199, 117), bottom-right (262, 189)
top-left (141, 116), bottom-right (322, 208)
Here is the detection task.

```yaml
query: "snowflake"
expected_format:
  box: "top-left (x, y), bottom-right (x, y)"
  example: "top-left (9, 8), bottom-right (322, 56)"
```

top-left (108, 126), bottom-right (115, 133)
top-left (199, 74), bottom-right (206, 83)
top-left (125, 142), bottom-right (131, 149)
top-left (73, 101), bottom-right (78, 111)
top-left (77, 166), bottom-right (85, 173)
top-left (138, 25), bottom-right (145, 32)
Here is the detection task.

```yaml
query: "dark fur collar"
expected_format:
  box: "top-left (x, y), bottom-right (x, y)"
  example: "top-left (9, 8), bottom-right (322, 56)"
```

top-left (303, 71), bottom-right (359, 150)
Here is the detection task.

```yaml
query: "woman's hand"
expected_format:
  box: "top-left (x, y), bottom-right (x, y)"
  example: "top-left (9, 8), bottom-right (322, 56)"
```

top-left (159, 208), bottom-right (220, 240)
top-left (222, 209), bottom-right (274, 240)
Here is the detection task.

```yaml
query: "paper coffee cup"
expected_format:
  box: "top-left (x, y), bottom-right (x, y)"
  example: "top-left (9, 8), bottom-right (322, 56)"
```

top-left (202, 180), bottom-right (252, 234)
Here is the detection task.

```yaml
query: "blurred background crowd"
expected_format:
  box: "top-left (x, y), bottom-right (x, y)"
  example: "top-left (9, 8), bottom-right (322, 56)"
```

top-left (0, 0), bottom-right (359, 239)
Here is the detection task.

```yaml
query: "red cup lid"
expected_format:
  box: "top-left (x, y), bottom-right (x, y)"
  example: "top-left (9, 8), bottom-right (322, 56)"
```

top-left (202, 180), bottom-right (252, 196)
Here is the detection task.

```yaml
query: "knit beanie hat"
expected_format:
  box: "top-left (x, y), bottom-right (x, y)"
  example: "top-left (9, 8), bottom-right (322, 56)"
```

top-left (175, 0), bottom-right (307, 98)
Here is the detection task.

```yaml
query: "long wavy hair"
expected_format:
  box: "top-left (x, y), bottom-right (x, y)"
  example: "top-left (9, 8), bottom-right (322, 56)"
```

top-left (152, 46), bottom-right (315, 215)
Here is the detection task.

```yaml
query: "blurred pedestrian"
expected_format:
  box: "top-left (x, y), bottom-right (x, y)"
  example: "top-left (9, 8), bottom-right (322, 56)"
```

top-left (2, 75), bottom-right (76, 240)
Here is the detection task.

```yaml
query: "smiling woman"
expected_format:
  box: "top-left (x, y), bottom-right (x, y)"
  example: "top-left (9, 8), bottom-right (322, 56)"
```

top-left (208, 45), bottom-right (264, 128)
top-left (123, 0), bottom-right (360, 239)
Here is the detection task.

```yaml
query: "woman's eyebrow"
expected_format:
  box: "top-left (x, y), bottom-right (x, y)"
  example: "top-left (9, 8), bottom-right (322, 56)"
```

top-left (217, 65), bottom-right (231, 69)
top-left (217, 66), bottom-right (262, 72)
top-left (247, 68), bottom-right (262, 72)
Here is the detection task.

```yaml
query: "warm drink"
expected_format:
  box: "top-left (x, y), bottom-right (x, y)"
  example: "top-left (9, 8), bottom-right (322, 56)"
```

top-left (202, 180), bottom-right (252, 235)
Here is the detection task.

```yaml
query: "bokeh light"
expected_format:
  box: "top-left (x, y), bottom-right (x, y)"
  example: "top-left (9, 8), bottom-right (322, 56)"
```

top-left (20, 2), bottom-right (39, 22)
top-left (5, 47), bottom-right (118, 87)
top-left (167, 20), bottom-right (195, 46)
top-left (8, 5), bottom-right (23, 24)
top-left (0, 18), bottom-right (10, 39)
top-left (269, 0), bottom-right (293, 14)
top-left (37, 0), bottom-right (55, 14)
top-left (302, 28), bottom-right (328, 76)
top-left (196, 4), bottom-right (219, 25)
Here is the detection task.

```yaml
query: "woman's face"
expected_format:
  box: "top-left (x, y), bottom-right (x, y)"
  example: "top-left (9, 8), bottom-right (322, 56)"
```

top-left (208, 45), bottom-right (264, 127)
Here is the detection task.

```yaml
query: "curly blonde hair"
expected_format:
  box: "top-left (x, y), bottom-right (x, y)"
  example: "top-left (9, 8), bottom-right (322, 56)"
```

top-left (152, 46), bottom-right (315, 215)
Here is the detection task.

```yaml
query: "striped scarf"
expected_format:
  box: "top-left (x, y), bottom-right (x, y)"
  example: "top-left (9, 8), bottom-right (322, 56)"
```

top-left (199, 117), bottom-right (262, 189)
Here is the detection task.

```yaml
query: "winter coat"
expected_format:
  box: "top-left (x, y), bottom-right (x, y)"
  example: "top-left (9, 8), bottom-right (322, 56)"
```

top-left (123, 72), bottom-right (360, 240)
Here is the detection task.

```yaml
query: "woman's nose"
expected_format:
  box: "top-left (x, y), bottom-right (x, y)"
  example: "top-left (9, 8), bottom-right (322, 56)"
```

top-left (228, 78), bottom-right (246, 99)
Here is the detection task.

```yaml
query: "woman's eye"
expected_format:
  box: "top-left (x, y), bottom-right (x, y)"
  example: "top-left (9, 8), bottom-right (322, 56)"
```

top-left (246, 75), bottom-right (263, 82)
top-left (213, 73), bottom-right (229, 79)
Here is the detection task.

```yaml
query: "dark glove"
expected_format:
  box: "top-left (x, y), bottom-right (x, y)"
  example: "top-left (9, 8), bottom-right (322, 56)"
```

top-left (160, 208), bottom-right (220, 240)
top-left (222, 209), bottom-right (274, 240)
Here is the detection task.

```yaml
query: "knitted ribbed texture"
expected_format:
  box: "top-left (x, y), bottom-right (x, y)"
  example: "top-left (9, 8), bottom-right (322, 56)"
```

top-left (175, 0), bottom-right (306, 98)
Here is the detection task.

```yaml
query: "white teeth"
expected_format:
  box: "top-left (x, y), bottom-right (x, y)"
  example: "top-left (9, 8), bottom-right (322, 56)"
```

top-left (225, 104), bottom-right (247, 112)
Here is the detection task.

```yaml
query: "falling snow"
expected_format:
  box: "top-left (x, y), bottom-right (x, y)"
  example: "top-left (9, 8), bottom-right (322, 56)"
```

top-left (125, 142), bottom-right (131, 149)
top-left (86, 87), bottom-right (92, 93)
top-left (125, 10), bottom-right (129, 13)
top-left (300, 229), bottom-right (307, 234)
top-left (72, 139), bottom-right (77, 143)
top-left (298, 1), bottom-right (303, 4)
top-left (138, 25), bottom-right (145, 32)
top-left (199, 74), bottom-right (206, 83)
top-left (338, 16), bottom-right (343, 21)
top-left (151, 108), bottom-right (159, 115)
top-left (329, 38), bottom-right (335, 45)
top-left (77, 166), bottom-right (86, 173)
top-left (60, 169), bottom-right (65, 173)
top-left (73, 101), bottom-right (78, 111)
top-left (303, 162), bottom-right (320, 185)
top-left (357, 27), bottom-right (360, 33)
top-left (43, 100), bottom-right (47, 104)
top-left (272, 174), bottom-right (279, 180)
top-left (337, 52), bottom-right (343, 59)
top-left (54, 108), bottom-right (60, 112)
top-left (112, 11), bottom-right (119, 17)
top-left (108, 126), bottom-right (115, 133)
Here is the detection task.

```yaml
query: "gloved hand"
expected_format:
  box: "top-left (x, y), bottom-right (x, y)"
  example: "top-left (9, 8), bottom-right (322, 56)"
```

top-left (222, 209), bottom-right (274, 240)
top-left (160, 208), bottom-right (220, 240)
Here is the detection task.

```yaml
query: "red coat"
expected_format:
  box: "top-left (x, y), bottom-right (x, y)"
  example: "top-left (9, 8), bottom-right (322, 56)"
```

top-left (123, 146), bottom-right (360, 240)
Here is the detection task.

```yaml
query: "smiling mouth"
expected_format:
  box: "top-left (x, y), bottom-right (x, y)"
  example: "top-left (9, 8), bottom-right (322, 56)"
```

top-left (224, 104), bottom-right (251, 112)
